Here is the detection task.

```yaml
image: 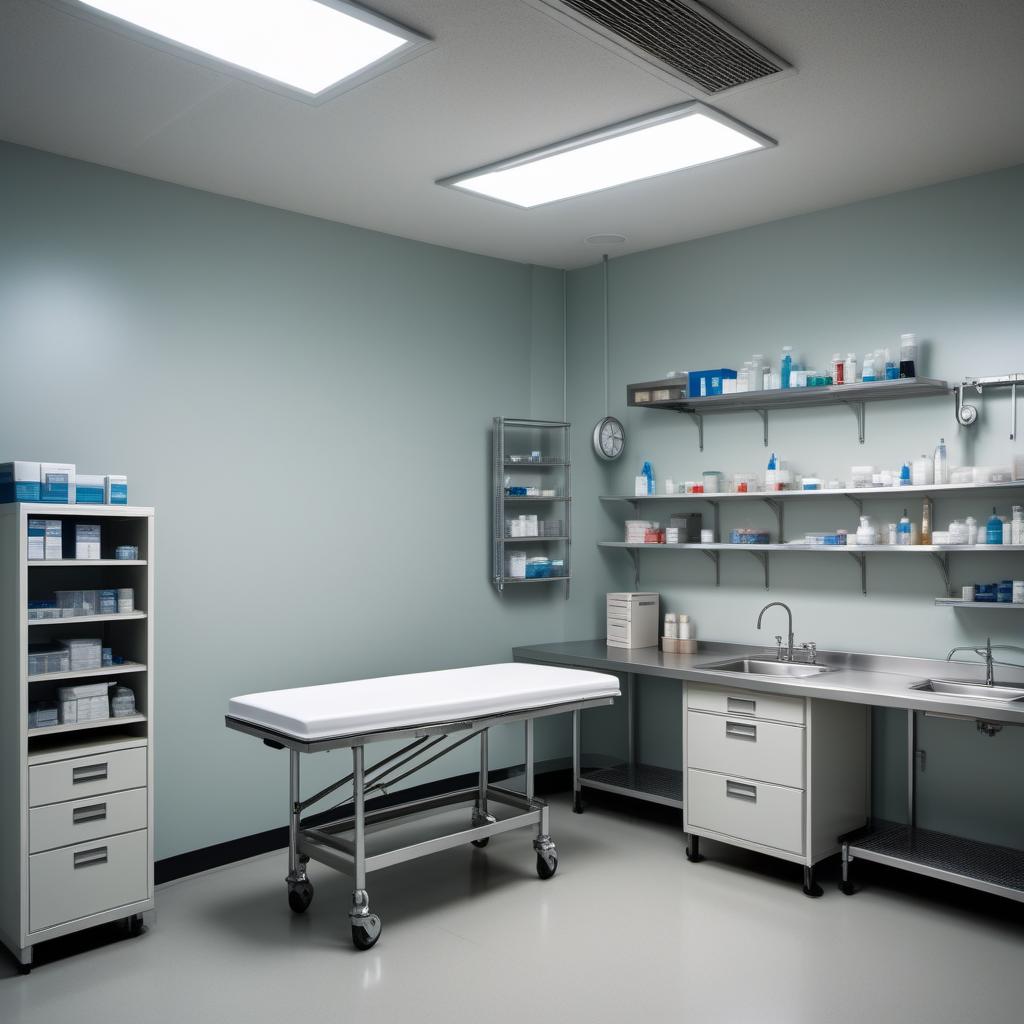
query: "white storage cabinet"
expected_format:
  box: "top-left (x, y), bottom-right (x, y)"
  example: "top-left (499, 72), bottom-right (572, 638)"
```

top-left (683, 681), bottom-right (868, 896)
top-left (0, 503), bottom-right (155, 971)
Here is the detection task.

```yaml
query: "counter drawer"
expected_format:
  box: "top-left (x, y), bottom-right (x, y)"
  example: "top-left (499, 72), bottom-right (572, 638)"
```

top-left (30, 829), bottom-right (149, 933)
top-left (687, 769), bottom-right (804, 855)
top-left (29, 788), bottom-right (147, 855)
top-left (30, 746), bottom-right (147, 808)
top-left (687, 710), bottom-right (805, 789)
top-left (686, 683), bottom-right (805, 725)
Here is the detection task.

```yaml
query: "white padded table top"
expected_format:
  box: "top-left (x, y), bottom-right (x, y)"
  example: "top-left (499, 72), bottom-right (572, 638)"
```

top-left (228, 663), bottom-right (620, 741)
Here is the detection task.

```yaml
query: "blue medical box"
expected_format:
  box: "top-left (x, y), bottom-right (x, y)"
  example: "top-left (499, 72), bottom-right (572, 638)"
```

top-left (0, 462), bottom-right (41, 503)
top-left (688, 369), bottom-right (738, 398)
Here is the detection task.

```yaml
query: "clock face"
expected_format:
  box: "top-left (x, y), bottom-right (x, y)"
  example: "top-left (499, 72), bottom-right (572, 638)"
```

top-left (594, 416), bottom-right (625, 461)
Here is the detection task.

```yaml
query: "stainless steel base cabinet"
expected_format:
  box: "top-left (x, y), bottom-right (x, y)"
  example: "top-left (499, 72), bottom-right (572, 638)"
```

top-left (683, 682), bottom-right (868, 897)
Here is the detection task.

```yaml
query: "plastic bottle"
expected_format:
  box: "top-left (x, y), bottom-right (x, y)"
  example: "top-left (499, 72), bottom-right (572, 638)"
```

top-left (832, 353), bottom-right (844, 385)
top-left (856, 516), bottom-right (877, 546)
top-left (934, 438), bottom-right (949, 485)
top-left (884, 348), bottom-right (899, 380)
top-left (780, 346), bottom-right (793, 389)
top-left (862, 353), bottom-right (877, 382)
top-left (986, 507), bottom-right (1003, 544)
top-left (750, 355), bottom-right (765, 392)
top-left (966, 515), bottom-right (978, 545)
top-left (920, 499), bottom-right (932, 545)
top-left (1013, 505), bottom-right (1024, 546)
top-left (899, 333), bottom-right (917, 378)
top-left (844, 353), bottom-right (858, 385)
top-left (897, 509), bottom-right (912, 545)
top-left (766, 451), bottom-right (778, 490)
top-left (641, 461), bottom-right (655, 496)
top-left (899, 462), bottom-right (912, 487)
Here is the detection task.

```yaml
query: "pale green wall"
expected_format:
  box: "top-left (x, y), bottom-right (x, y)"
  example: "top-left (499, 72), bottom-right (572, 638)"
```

top-left (0, 142), bottom-right (568, 859)
top-left (564, 164), bottom-right (1024, 845)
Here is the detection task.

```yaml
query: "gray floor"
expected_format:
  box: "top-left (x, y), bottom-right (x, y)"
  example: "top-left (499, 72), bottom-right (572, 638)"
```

top-left (2, 794), bottom-right (1022, 1023)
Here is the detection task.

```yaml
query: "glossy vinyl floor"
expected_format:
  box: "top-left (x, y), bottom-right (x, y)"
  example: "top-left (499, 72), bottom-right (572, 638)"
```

top-left (2, 794), bottom-right (1023, 1024)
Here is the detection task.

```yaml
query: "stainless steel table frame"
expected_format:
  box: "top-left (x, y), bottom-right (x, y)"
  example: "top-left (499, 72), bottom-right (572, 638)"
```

top-left (226, 694), bottom-right (614, 950)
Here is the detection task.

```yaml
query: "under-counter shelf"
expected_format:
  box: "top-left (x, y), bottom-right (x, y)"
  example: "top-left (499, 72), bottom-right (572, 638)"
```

top-left (28, 559), bottom-right (147, 567)
top-left (628, 376), bottom-right (949, 450)
top-left (580, 762), bottom-right (684, 810)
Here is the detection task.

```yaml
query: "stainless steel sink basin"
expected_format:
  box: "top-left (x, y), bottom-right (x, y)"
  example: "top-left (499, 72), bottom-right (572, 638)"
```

top-left (911, 679), bottom-right (1024, 702)
top-left (701, 658), bottom-right (833, 679)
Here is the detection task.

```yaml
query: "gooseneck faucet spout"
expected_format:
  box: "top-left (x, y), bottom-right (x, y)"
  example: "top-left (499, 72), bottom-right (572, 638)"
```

top-left (757, 602), bottom-right (794, 662)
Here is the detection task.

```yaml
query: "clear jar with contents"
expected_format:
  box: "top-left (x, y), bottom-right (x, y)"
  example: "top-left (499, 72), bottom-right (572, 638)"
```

top-left (899, 333), bottom-right (917, 377)
top-left (702, 471), bottom-right (723, 494)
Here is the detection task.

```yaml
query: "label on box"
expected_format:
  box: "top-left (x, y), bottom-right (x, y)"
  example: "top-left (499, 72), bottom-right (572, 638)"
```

top-left (75, 524), bottom-right (101, 560)
top-left (28, 519), bottom-right (45, 560)
top-left (40, 463), bottom-right (76, 503)
top-left (105, 475), bottom-right (128, 505)
top-left (45, 520), bottom-right (62, 560)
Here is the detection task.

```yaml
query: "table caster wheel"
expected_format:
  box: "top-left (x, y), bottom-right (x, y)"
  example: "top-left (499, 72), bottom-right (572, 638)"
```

top-left (536, 851), bottom-right (558, 880)
top-left (288, 880), bottom-right (314, 914)
top-left (471, 837), bottom-right (489, 848)
top-left (839, 881), bottom-right (856, 896)
top-left (351, 915), bottom-right (382, 951)
top-left (127, 914), bottom-right (145, 938)
top-left (18, 963), bottom-right (31, 976)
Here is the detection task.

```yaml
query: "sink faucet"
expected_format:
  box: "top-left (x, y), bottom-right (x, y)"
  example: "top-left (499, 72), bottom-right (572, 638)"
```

top-left (757, 602), bottom-right (794, 661)
top-left (946, 636), bottom-right (1024, 686)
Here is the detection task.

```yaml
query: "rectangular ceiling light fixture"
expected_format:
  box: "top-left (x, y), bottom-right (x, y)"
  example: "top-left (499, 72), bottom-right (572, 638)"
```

top-left (439, 102), bottom-right (774, 208)
top-left (71, 0), bottom-right (429, 100)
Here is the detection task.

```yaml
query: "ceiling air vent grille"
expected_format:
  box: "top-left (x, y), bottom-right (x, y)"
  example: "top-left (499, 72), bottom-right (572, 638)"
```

top-left (541, 0), bottom-right (790, 95)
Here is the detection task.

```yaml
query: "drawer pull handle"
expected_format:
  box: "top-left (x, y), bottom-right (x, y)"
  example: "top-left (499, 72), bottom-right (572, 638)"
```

top-left (726, 697), bottom-right (756, 716)
top-left (72, 763), bottom-right (108, 784)
top-left (73, 847), bottom-right (108, 869)
top-left (73, 803), bottom-right (107, 824)
top-left (726, 781), bottom-right (757, 802)
top-left (725, 721), bottom-right (757, 740)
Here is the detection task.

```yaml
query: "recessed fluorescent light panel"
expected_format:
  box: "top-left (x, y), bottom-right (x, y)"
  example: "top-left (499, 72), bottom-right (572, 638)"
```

top-left (69, 0), bottom-right (429, 101)
top-left (440, 103), bottom-right (774, 208)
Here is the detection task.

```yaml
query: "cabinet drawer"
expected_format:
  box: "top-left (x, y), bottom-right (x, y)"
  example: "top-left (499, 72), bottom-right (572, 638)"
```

top-left (30, 746), bottom-right (147, 807)
top-left (30, 829), bottom-right (149, 933)
top-left (30, 788), bottom-right (147, 855)
top-left (687, 769), bottom-right (804, 855)
top-left (687, 710), bottom-right (805, 788)
top-left (686, 683), bottom-right (805, 725)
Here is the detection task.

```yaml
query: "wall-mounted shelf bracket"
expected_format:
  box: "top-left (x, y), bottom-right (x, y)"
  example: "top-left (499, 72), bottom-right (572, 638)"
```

top-left (701, 549), bottom-right (721, 586)
top-left (847, 552), bottom-right (867, 595)
top-left (747, 550), bottom-right (770, 590)
top-left (930, 552), bottom-right (951, 596)
top-left (762, 498), bottom-right (785, 542)
top-left (688, 411), bottom-right (704, 452)
top-left (844, 494), bottom-right (865, 516)
top-left (843, 400), bottom-right (867, 444)
top-left (629, 548), bottom-right (640, 590)
top-left (757, 409), bottom-right (769, 447)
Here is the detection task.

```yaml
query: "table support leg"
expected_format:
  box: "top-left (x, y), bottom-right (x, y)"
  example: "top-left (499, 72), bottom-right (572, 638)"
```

top-left (572, 709), bottom-right (582, 813)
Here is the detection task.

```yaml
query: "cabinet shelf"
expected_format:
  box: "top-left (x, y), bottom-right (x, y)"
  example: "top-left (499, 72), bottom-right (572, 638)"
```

top-left (499, 536), bottom-right (569, 544)
top-left (28, 559), bottom-right (147, 567)
top-left (27, 661), bottom-right (147, 683)
top-left (27, 714), bottom-right (147, 739)
top-left (628, 376), bottom-right (949, 450)
top-left (28, 612), bottom-right (147, 628)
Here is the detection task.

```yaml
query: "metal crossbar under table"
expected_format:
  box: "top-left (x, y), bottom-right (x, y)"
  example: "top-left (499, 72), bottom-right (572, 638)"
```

top-left (225, 694), bottom-right (612, 950)
top-left (839, 709), bottom-right (1024, 903)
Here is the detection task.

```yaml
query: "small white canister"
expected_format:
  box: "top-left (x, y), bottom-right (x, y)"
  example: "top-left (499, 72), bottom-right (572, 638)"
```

top-left (700, 529), bottom-right (714, 544)
top-left (664, 613), bottom-right (679, 639)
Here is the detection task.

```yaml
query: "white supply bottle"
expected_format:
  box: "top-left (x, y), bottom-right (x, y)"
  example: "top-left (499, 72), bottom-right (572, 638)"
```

top-left (1013, 505), bottom-right (1024, 545)
top-left (966, 515), bottom-right (979, 545)
top-left (844, 353), bottom-right (858, 385)
top-left (934, 438), bottom-right (949, 485)
top-left (856, 516), bottom-right (877, 546)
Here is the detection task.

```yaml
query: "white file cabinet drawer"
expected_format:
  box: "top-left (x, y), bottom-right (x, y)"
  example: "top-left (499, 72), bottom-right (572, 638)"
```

top-left (30, 829), bottom-right (149, 933)
top-left (687, 710), bottom-right (805, 789)
top-left (29, 788), bottom-right (148, 855)
top-left (29, 746), bottom-right (147, 807)
top-left (687, 769), bottom-right (804, 855)
top-left (687, 683), bottom-right (805, 725)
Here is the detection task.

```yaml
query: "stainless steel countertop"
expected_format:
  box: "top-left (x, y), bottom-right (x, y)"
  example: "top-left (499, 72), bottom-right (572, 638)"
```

top-left (512, 640), bottom-right (1024, 725)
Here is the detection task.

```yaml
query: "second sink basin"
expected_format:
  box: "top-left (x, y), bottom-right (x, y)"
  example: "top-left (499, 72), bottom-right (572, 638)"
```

top-left (702, 658), bottom-right (833, 679)
top-left (912, 679), bottom-right (1024, 702)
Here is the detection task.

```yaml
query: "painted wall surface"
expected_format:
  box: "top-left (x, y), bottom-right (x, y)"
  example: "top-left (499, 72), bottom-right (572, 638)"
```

top-left (0, 142), bottom-right (568, 859)
top-left (565, 165), bottom-right (1024, 846)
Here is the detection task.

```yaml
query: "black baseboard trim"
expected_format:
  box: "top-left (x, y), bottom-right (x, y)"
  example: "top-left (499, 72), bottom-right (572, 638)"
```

top-left (155, 760), bottom-right (572, 885)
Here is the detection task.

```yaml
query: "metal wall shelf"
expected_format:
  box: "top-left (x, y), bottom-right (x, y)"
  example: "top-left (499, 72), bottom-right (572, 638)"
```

top-left (628, 376), bottom-right (950, 450)
top-left (935, 599), bottom-right (1024, 610)
top-left (598, 540), bottom-right (1024, 594)
top-left (493, 417), bottom-right (571, 597)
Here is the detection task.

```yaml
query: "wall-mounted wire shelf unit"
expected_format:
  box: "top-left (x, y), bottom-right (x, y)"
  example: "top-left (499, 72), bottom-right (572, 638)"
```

top-left (627, 376), bottom-right (950, 450)
top-left (492, 417), bottom-right (571, 597)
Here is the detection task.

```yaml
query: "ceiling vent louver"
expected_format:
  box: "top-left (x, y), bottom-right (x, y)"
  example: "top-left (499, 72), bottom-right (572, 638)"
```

top-left (531, 0), bottom-right (791, 96)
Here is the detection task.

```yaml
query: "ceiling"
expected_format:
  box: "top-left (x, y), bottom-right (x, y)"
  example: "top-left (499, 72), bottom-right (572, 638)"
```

top-left (2, 0), bottom-right (1024, 269)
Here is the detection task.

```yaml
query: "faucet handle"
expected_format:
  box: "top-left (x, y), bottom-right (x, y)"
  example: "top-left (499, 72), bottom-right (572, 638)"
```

top-left (774, 635), bottom-right (784, 661)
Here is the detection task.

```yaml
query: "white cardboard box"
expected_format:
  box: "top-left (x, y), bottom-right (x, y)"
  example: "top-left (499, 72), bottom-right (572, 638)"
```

top-left (607, 592), bottom-right (660, 649)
